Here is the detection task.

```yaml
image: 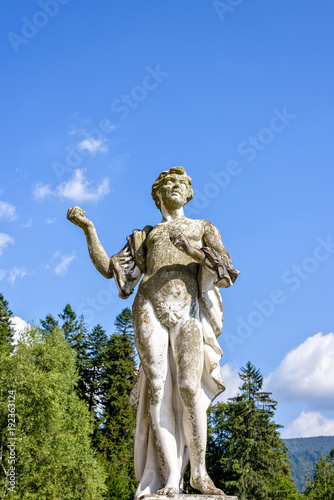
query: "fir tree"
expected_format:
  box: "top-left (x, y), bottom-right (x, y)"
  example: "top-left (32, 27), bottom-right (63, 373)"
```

top-left (86, 324), bottom-right (108, 414)
top-left (99, 308), bottom-right (138, 499)
top-left (0, 293), bottom-right (14, 348)
top-left (59, 304), bottom-right (89, 402)
top-left (207, 362), bottom-right (298, 500)
top-left (39, 313), bottom-right (58, 335)
top-left (303, 448), bottom-right (334, 499)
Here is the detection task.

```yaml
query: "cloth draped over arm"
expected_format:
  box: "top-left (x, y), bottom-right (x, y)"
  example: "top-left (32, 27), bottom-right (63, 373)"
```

top-left (110, 225), bottom-right (153, 299)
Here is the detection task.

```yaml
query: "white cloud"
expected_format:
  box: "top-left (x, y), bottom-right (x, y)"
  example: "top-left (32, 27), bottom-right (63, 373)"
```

top-left (33, 183), bottom-right (53, 200)
top-left (57, 169), bottom-right (110, 202)
top-left (78, 137), bottom-right (108, 154)
top-left (264, 333), bottom-right (334, 410)
top-left (216, 363), bottom-right (240, 403)
top-left (8, 267), bottom-right (27, 284)
top-left (52, 251), bottom-right (76, 275)
top-left (33, 170), bottom-right (110, 203)
top-left (0, 269), bottom-right (6, 280)
top-left (46, 217), bottom-right (56, 224)
top-left (0, 201), bottom-right (17, 221)
top-left (10, 316), bottom-right (30, 344)
top-left (283, 411), bottom-right (334, 439)
top-left (0, 233), bottom-right (14, 255)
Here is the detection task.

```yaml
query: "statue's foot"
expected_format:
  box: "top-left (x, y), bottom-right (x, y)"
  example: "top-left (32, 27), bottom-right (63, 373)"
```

top-left (156, 486), bottom-right (178, 497)
top-left (191, 474), bottom-right (225, 496)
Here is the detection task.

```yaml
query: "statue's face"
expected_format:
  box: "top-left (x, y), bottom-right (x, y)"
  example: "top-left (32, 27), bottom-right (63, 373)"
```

top-left (159, 174), bottom-right (189, 211)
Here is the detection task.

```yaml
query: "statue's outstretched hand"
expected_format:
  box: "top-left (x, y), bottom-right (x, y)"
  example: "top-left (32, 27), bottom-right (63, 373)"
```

top-left (67, 206), bottom-right (92, 230)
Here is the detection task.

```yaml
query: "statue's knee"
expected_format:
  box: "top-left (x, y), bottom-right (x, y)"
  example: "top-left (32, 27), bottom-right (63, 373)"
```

top-left (179, 379), bottom-right (199, 405)
top-left (148, 375), bottom-right (165, 404)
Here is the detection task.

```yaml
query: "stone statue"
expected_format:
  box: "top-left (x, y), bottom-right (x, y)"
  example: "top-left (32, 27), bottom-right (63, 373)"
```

top-left (67, 167), bottom-right (239, 499)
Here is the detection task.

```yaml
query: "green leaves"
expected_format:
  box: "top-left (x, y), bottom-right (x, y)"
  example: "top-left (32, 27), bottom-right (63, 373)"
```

top-left (303, 448), bottom-right (334, 499)
top-left (0, 326), bottom-right (106, 499)
top-left (98, 308), bottom-right (137, 499)
top-left (207, 362), bottom-right (299, 500)
top-left (0, 292), bottom-right (14, 349)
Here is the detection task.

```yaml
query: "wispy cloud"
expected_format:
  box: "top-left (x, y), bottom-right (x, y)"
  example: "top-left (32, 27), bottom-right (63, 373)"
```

top-left (0, 201), bottom-right (17, 221)
top-left (78, 137), bottom-right (108, 154)
top-left (0, 269), bottom-right (6, 280)
top-left (8, 267), bottom-right (27, 284)
top-left (33, 183), bottom-right (53, 201)
top-left (57, 169), bottom-right (110, 202)
top-left (46, 217), bottom-right (56, 224)
top-left (33, 169), bottom-right (110, 203)
top-left (0, 233), bottom-right (14, 255)
top-left (55, 252), bottom-right (76, 275)
top-left (264, 332), bottom-right (334, 410)
top-left (283, 411), bottom-right (334, 438)
top-left (22, 218), bottom-right (32, 228)
top-left (47, 250), bottom-right (76, 276)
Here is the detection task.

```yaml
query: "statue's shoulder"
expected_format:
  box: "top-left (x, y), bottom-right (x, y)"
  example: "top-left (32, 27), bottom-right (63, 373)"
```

top-left (133, 225), bottom-right (153, 236)
top-left (186, 217), bottom-right (213, 231)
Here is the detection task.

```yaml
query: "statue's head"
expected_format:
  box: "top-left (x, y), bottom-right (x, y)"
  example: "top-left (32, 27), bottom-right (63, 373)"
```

top-left (151, 166), bottom-right (193, 210)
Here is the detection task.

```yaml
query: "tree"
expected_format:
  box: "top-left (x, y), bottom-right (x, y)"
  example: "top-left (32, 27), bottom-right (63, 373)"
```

top-left (0, 326), bottom-right (106, 499)
top-left (0, 293), bottom-right (14, 349)
top-left (85, 324), bottom-right (108, 420)
top-left (207, 362), bottom-right (298, 500)
top-left (39, 313), bottom-right (58, 335)
top-left (58, 304), bottom-right (89, 402)
top-left (303, 448), bottom-right (334, 499)
top-left (98, 308), bottom-right (138, 500)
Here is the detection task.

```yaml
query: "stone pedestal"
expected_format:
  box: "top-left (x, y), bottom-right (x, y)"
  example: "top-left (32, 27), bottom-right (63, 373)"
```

top-left (140, 495), bottom-right (238, 500)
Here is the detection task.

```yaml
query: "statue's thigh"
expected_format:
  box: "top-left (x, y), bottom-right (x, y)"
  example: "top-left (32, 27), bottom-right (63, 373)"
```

top-left (133, 293), bottom-right (170, 395)
top-left (171, 316), bottom-right (204, 390)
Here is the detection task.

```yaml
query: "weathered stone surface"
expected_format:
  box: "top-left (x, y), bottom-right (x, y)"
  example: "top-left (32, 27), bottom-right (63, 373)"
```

top-left (67, 167), bottom-right (239, 500)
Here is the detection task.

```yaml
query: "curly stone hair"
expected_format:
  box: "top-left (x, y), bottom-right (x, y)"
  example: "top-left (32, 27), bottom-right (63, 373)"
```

top-left (151, 166), bottom-right (193, 209)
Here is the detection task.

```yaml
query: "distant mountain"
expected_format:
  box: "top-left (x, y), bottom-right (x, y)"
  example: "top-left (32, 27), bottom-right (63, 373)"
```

top-left (284, 435), bottom-right (334, 493)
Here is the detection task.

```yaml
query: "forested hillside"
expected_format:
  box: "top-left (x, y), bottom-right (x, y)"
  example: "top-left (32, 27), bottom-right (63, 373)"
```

top-left (284, 435), bottom-right (334, 492)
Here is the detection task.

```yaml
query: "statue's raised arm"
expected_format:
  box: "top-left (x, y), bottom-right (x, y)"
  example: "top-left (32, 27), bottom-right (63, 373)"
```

top-left (67, 206), bottom-right (113, 279)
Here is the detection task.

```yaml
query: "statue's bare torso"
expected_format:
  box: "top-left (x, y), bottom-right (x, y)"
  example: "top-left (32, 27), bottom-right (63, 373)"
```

top-left (139, 217), bottom-right (204, 329)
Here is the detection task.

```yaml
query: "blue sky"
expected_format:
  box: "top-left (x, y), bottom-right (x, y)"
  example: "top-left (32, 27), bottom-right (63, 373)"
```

top-left (1, 0), bottom-right (334, 438)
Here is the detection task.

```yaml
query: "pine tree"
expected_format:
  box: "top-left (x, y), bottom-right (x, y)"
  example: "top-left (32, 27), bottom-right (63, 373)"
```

top-left (303, 448), bottom-right (334, 499)
top-left (99, 308), bottom-right (138, 500)
top-left (40, 313), bottom-right (59, 335)
top-left (0, 293), bottom-right (14, 348)
top-left (59, 304), bottom-right (89, 403)
top-left (0, 326), bottom-right (106, 499)
top-left (86, 324), bottom-right (108, 414)
top-left (207, 362), bottom-right (298, 500)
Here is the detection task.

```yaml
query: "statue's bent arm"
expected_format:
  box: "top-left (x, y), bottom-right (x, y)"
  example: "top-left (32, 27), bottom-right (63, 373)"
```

top-left (67, 206), bottom-right (113, 279)
top-left (202, 220), bottom-right (232, 266)
top-left (82, 223), bottom-right (113, 279)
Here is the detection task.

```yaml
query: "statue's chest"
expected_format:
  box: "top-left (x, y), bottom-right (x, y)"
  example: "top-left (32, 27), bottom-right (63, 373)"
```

top-left (147, 220), bottom-right (203, 251)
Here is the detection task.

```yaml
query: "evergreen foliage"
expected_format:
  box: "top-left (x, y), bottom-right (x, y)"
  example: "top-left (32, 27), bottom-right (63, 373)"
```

top-left (284, 436), bottom-right (334, 493)
top-left (58, 304), bottom-right (89, 403)
top-left (0, 326), bottom-right (106, 499)
top-left (0, 293), bottom-right (14, 349)
top-left (86, 324), bottom-right (108, 415)
top-left (39, 313), bottom-right (59, 335)
top-left (98, 307), bottom-right (138, 500)
top-left (207, 362), bottom-right (298, 500)
top-left (303, 448), bottom-right (334, 499)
